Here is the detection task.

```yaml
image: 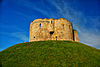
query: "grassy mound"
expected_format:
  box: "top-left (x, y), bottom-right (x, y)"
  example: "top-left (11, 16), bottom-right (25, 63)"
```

top-left (0, 41), bottom-right (100, 67)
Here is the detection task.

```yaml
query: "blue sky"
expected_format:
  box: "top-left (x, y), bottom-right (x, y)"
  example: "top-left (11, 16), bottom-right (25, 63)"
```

top-left (0, 0), bottom-right (100, 51)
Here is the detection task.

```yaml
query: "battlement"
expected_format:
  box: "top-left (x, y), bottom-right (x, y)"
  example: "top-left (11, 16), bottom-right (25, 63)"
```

top-left (29, 18), bottom-right (79, 42)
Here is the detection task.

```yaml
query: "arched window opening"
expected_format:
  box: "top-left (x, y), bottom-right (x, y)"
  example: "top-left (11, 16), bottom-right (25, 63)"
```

top-left (63, 24), bottom-right (64, 29)
top-left (40, 23), bottom-right (41, 28)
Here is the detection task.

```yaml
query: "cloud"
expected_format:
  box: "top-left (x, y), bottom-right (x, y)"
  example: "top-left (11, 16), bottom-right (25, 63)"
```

top-left (0, 31), bottom-right (29, 42)
top-left (11, 32), bottom-right (29, 42)
top-left (1, 0), bottom-right (100, 49)
top-left (47, 0), bottom-right (100, 49)
top-left (10, 0), bottom-right (99, 49)
top-left (7, 0), bottom-right (51, 17)
top-left (78, 27), bottom-right (100, 49)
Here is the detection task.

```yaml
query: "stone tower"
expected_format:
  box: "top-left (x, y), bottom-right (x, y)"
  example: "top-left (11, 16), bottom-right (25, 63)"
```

top-left (29, 18), bottom-right (79, 42)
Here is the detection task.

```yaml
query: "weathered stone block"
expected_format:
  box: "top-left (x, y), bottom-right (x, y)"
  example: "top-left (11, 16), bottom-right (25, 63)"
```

top-left (29, 18), bottom-right (79, 42)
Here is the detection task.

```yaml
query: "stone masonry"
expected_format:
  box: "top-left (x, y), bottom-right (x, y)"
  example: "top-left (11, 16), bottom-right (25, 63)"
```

top-left (29, 18), bottom-right (79, 42)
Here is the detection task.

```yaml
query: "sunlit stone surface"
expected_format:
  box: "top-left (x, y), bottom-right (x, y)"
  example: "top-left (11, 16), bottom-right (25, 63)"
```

top-left (29, 18), bottom-right (79, 42)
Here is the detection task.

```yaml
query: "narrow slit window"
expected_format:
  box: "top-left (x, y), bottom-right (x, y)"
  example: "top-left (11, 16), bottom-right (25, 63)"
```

top-left (69, 25), bottom-right (70, 29)
top-left (40, 23), bottom-right (41, 28)
top-left (63, 24), bottom-right (64, 29)
top-left (51, 21), bottom-right (53, 24)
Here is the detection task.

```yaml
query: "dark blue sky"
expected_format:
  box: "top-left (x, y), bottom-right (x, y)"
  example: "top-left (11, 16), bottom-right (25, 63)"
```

top-left (0, 0), bottom-right (100, 51)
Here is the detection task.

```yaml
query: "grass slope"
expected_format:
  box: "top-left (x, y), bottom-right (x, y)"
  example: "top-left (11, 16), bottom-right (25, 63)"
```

top-left (0, 41), bottom-right (100, 67)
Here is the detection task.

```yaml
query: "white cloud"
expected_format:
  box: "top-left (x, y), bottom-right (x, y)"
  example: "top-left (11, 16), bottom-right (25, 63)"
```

top-left (48, 0), bottom-right (100, 49)
top-left (2, 0), bottom-right (100, 49)
top-left (0, 31), bottom-right (29, 42)
top-left (11, 32), bottom-right (29, 42)
top-left (78, 28), bottom-right (100, 49)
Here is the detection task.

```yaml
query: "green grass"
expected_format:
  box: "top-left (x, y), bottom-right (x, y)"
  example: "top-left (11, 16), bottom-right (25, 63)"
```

top-left (0, 41), bottom-right (100, 67)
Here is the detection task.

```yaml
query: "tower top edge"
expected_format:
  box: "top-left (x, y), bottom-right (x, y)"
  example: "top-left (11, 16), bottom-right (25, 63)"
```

top-left (31, 18), bottom-right (71, 23)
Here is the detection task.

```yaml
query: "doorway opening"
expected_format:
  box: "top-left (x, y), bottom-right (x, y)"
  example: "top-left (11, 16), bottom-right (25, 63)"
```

top-left (50, 31), bottom-right (54, 39)
top-left (56, 36), bottom-right (57, 40)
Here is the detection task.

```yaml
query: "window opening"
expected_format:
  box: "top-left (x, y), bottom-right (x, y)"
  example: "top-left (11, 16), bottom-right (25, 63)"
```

top-left (51, 21), bottom-right (53, 24)
top-left (50, 31), bottom-right (54, 35)
top-left (63, 24), bottom-right (64, 29)
top-left (69, 25), bottom-right (70, 29)
top-left (40, 23), bottom-right (41, 28)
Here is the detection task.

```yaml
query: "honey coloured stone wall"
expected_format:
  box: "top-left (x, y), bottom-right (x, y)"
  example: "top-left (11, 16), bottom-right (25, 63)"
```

top-left (29, 18), bottom-right (79, 42)
top-left (73, 30), bottom-right (79, 42)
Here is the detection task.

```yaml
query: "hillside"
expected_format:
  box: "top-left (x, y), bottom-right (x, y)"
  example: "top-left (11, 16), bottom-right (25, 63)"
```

top-left (0, 41), bottom-right (100, 67)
